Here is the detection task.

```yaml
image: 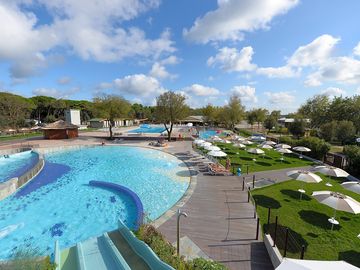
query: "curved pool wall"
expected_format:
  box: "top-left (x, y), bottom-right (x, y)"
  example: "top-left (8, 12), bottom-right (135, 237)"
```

top-left (89, 181), bottom-right (144, 230)
top-left (0, 149), bottom-right (44, 201)
top-left (0, 145), bottom-right (190, 259)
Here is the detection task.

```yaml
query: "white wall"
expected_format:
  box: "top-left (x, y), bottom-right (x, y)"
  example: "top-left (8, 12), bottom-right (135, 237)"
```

top-left (65, 109), bottom-right (81, 126)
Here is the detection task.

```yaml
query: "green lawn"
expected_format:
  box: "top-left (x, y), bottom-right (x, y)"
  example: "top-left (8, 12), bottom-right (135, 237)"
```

top-left (0, 132), bottom-right (42, 141)
top-left (211, 142), bottom-right (313, 173)
top-left (252, 176), bottom-right (360, 266)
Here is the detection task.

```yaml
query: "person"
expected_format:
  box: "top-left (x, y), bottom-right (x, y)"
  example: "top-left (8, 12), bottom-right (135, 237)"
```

top-left (237, 167), bottom-right (242, 176)
top-left (225, 158), bottom-right (231, 170)
top-left (178, 133), bottom-right (182, 141)
top-left (101, 141), bottom-right (105, 146)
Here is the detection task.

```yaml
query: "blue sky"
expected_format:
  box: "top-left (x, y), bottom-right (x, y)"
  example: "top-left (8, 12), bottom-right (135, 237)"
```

top-left (0, 0), bottom-right (360, 113)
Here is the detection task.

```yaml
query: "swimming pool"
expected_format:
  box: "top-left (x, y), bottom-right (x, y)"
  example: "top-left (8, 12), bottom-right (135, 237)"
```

top-left (0, 151), bottom-right (39, 183)
top-left (0, 146), bottom-right (189, 259)
top-left (129, 124), bottom-right (166, 134)
top-left (199, 129), bottom-right (219, 139)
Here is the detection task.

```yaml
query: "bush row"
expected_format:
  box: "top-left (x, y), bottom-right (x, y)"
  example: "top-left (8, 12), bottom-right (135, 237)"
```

top-left (136, 224), bottom-right (228, 270)
top-left (343, 145), bottom-right (360, 177)
top-left (278, 136), bottom-right (331, 160)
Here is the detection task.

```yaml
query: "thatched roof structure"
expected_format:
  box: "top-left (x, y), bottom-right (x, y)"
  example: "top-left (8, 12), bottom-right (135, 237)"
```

top-left (42, 120), bottom-right (78, 130)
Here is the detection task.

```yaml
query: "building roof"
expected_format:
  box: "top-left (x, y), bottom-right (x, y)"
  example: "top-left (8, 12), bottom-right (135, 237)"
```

top-left (89, 118), bottom-right (105, 122)
top-left (42, 120), bottom-right (79, 130)
top-left (182, 115), bottom-right (204, 123)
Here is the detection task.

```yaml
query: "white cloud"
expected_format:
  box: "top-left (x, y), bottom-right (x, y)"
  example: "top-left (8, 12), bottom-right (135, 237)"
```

top-left (149, 55), bottom-right (180, 80)
top-left (320, 87), bottom-right (346, 97)
top-left (113, 74), bottom-right (165, 97)
top-left (57, 76), bottom-right (71, 85)
top-left (32, 87), bottom-right (79, 98)
top-left (149, 62), bottom-right (174, 80)
top-left (257, 34), bottom-right (339, 79)
top-left (353, 42), bottom-right (360, 57)
top-left (265, 91), bottom-right (295, 104)
top-left (207, 47), bottom-right (256, 72)
top-left (0, 1), bottom-right (174, 79)
top-left (309, 56), bottom-right (360, 86)
top-left (160, 55), bottom-right (180, 65)
top-left (257, 66), bottom-right (299, 78)
top-left (183, 0), bottom-right (298, 44)
top-left (182, 84), bottom-right (220, 97)
top-left (287, 34), bottom-right (339, 67)
top-left (356, 87), bottom-right (360, 94)
top-left (230, 85), bottom-right (258, 103)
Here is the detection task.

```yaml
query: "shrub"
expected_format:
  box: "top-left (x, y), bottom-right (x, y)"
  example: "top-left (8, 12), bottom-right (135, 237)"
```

top-left (297, 137), bottom-right (331, 160)
top-left (237, 128), bottom-right (252, 137)
top-left (335, 120), bottom-right (356, 145)
top-left (319, 121), bottom-right (337, 142)
top-left (2, 248), bottom-right (56, 270)
top-left (288, 119), bottom-right (306, 138)
top-left (188, 258), bottom-right (228, 270)
top-left (136, 224), bottom-right (228, 270)
top-left (343, 145), bottom-right (360, 177)
top-left (278, 136), bottom-right (296, 146)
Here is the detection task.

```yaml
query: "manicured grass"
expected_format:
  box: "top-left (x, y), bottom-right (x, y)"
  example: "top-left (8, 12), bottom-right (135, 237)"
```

top-left (0, 132), bottom-right (42, 141)
top-left (212, 142), bottom-right (313, 173)
top-left (330, 145), bottom-right (343, 153)
top-left (252, 175), bottom-right (360, 266)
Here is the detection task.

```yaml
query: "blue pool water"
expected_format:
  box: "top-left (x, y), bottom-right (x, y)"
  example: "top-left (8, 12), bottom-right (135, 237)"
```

top-left (199, 129), bottom-right (218, 139)
top-left (0, 151), bottom-right (39, 183)
top-left (129, 124), bottom-right (166, 134)
top-left (0, 146), bottom-right (189, 259)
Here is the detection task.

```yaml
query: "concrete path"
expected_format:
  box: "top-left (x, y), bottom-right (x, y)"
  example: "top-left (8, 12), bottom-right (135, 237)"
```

top-left (243, 166), bottom-right (314, 189)
top-left (158, 143), bottom-right (273, 270)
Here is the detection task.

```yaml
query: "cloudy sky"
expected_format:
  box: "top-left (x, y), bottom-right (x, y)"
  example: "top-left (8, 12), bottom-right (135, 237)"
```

top-left (0, 0), bottom-right (360, 112)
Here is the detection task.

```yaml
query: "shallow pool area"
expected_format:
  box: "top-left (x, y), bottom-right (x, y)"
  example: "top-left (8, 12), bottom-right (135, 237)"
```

top-left (128, 124), bottom-right (166, 134)
top-left (0, 151), bottom-right (39, 183)
top-left (199, 129), bottom-right (220, 139)
top-left (0, 146), bottom-right (189, 259)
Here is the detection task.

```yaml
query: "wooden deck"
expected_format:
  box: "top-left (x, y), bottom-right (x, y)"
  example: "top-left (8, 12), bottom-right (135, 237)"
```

top-left (159, 145), bottom-right (273, 270)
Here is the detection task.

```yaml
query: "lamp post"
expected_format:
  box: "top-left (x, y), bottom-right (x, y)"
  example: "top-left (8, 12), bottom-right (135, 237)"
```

top-left (177, 209), bottom-right (188, 256)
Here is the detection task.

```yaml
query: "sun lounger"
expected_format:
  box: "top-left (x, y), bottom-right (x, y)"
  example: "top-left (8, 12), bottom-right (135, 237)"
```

top-left (207, 163), bottom-right (232, 176)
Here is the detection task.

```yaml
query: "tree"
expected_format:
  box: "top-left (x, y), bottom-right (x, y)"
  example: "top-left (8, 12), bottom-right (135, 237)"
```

top-left (254, 108), bottom-right (268, 129)
top-left (0, 92), bottom-right (34, 129)
top-left (93, 94), bottom-right (131, 139)
top-left (154, 91), bottom-right (189, 141)
top-left (335, 120), bottom-right (356, 145)
top-left (288, 118), bottom-right (306, 139)
top-left (263, 110), bottom-right (280, 133)
top-left (223, 95), bottom-right (245, 131)
top-left (202, 104), bottom-right (217, 126)
top-left (298, 95), bottom-right (330, 128)
top-left (246, 110), bottom-right (257, 129)
top-left (319, 121), bottom-right (337, 142)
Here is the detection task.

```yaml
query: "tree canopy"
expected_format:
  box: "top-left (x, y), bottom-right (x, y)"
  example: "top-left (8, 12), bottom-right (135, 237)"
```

top-left (155, 91), bottom-right (189, 140)
top-left (93, 94), bottom-right (131, 139)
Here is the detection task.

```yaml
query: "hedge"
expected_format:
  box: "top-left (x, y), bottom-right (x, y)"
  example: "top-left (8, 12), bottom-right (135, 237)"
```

top-left (136, 224), bottom-right (228, 270)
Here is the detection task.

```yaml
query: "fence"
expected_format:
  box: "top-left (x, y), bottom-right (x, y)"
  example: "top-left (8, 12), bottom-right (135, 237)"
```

top-left (265, 208), bottom-right (306, 259)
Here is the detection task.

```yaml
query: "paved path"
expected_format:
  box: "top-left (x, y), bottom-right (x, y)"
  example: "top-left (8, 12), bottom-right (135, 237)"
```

top-left (243, 166), bottom-right (314, 189)
top-left (158, 143), bottom-right (273, 270)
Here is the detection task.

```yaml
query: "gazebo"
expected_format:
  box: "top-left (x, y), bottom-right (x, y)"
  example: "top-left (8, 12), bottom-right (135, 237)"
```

top-left (42, 120), bottom-right (79, 139)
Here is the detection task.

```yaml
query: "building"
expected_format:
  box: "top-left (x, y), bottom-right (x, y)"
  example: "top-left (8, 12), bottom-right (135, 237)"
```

top-left (88, 118), bottom-right (135, 129)
top-left (180, 115), bottom-right (204, 126)
top-left (278, 117), bottom-right (310, 128)
top-left (42, 120), bottom-right (79, 139)
top-left (65, 109), bottom-right (81, 126)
